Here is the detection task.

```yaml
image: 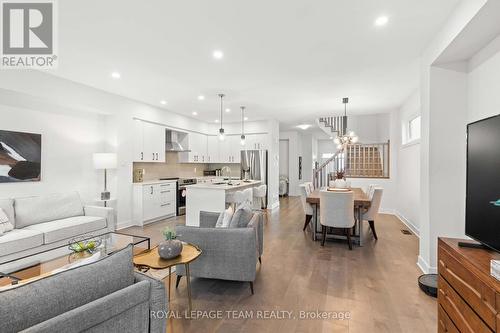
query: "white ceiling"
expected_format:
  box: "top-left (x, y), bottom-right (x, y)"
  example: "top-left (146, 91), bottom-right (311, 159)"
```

top-left (52, 0), bottom-right (460, 127)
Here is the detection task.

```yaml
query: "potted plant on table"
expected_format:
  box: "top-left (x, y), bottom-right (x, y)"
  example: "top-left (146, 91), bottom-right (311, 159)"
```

top-left (330, 170), bottom-right (350, 189)
top-left (158, 227), bottom-right (183, 259)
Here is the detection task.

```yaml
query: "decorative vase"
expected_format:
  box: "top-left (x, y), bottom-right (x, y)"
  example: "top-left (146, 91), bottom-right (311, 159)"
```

top-left (158, 240), bottom-right (183, 259)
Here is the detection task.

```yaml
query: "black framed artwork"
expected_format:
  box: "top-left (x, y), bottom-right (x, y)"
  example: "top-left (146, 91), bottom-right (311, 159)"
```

top-left (0, 130), bottom-right (41, 183)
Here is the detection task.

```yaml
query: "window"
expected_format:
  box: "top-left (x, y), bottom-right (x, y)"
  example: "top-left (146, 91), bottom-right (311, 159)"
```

top-left (403, 115), bottom-right (421, 144)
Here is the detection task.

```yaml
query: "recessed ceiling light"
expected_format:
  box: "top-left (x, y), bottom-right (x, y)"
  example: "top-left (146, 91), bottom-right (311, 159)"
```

top-left (375, 16), bottom-right (389, 27)
top-left (213, 50), bottom-right (224, 59)
top-left (244, 117), bottom-right (248, 121)
top-left (160, 100), bottom-right (167, 105)
top-left (225, 108), bottom-right (231, 113)
top-left (215, 119), bottom-right (219, 123)
top-left (198, 95), bottom-right (205, 100)
top-left (111, 72), bottom-right (121, 79)
top-left (192, 111), bottom-right (198, 116)
top-left (296, 124), bottom-right (312, 130)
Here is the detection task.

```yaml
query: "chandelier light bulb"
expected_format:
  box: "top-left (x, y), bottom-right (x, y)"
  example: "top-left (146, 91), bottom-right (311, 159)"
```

top-left (219, 128), bottom-right (225, 141)
top-left (352, 136), bottom-right (359, 143)
top-left (240, 134), bottom-right (246, 146)
top-left (333, 137), bottom-right (340, 145)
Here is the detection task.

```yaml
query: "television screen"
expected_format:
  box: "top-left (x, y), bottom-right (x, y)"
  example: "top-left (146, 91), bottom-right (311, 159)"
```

top-left (466, 114), bottom-right (500, 252)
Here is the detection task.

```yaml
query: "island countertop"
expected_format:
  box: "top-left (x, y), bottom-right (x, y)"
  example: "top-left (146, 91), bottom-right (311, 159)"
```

top-left (186, 180), bottom-right (262, 191)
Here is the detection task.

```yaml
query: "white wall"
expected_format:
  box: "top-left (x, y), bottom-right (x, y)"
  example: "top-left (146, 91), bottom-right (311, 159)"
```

top-left (279, 131), bottom-right (300, 195)
top-left (394, 92), bottom-right (421, 235)
top-left (0, 102), bottom-right (104, 203)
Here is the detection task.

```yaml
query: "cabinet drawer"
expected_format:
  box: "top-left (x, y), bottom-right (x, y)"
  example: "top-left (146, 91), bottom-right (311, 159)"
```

top-left (438, 276), bottom-right (493, 333)
top-left (438, 304), bottom-right (459, 333)
top-left (159, 201), bottom-right (176, 215)
top-left (438, 247), bottom-right (497, 329)
top-left (159, 182), bottom-right (175, 189)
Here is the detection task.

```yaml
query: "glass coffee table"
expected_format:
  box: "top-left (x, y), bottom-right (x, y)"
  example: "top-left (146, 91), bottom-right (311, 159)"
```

top-left (0, 232), bottom-right (150, 287)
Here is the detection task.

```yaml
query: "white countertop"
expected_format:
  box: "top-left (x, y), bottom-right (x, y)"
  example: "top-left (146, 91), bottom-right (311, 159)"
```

top-left (133, 179), bottom-right (178, 185)
top-left (186, 180), bottom-right (261, 191)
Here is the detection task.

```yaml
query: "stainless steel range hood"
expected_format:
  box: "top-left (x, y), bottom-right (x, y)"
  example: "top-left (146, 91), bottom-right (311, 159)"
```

top-left (165, 130), bottom-right (190, 152)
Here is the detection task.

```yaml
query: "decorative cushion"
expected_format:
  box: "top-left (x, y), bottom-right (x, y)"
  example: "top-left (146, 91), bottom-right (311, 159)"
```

top-left (0, 198), bottom-right (15, 228)
top-left (229, 206), bottom-right (254, 228)
top-left (215, 206), bottom-right (234, 228)
top-left (0, 228), bottom-right (44, 256)
top-left (0, 208), bottom-right (14, 235)
top-left (14, 192), bottom-right (84, 228)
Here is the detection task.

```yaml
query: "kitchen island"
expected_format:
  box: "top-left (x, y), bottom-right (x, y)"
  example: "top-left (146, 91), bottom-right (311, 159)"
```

top-left (185, 180), bottom-right (262, 226)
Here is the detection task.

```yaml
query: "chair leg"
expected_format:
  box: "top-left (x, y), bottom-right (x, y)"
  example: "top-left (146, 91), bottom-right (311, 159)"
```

top-left (249, 281), bottom-right (254, 295)
top-left (346, 228), bottom-right (353, 250)
top-left (321, 225), bottom-right (327, 246)
top-left (303, 215), bottom-right (312, 231)
top-left (175, 275), bottom-right (182, 288)
top-left (259, 256), bottom-right (262, 264)
top-left (368, 220), bottom-right (378, 240)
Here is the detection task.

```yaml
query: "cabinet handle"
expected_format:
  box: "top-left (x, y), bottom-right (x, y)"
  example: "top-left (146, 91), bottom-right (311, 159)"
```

top-left (161, 190), bottom-right (171, 193)
top-left (141, 152), bottom-right (143, 160)
top-left (156, 153), bottom-right (159, 160)
top-left (150, 186), bottom-right (153, 194)
top-left (161, 203), bottom-right (171, 207)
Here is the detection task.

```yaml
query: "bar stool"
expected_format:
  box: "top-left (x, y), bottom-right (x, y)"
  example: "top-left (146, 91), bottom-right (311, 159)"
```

top-left (226, 190), bottom-right (245, 210)
top-left (253, 185), bottom-right (267, 210)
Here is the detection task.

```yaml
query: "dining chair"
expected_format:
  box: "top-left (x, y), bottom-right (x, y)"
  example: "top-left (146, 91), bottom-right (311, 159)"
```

top-left (305, 182), bottom-right (314, 193)
top-left (362, 188), bottom-right (383, 240)
top-left (365, 184), bottom-right (379, 198)
top-left (299, 184), bottom-right (313, 231)
top-left (319, 190), bottom-right (355, 249)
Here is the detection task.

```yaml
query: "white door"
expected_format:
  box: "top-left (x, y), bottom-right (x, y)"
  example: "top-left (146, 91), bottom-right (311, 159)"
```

top-left (142, 184), bottom-right (157, 221)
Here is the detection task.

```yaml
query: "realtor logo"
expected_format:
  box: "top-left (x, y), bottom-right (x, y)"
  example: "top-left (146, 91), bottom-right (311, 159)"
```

top-left (1, 0), bottom-right (57, 68)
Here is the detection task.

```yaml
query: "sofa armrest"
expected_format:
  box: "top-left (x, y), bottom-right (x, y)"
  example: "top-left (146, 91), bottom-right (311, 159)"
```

top-left (199, 211), bottom-right (220, 228)
top-left (247, 213), bottom-right (264, 257)
top-left (134, 271), bottom-right (167, 333)
top-left (84, 205), bottom-right (115, 231)
top-left (175, 226), bottom-right (257, 282)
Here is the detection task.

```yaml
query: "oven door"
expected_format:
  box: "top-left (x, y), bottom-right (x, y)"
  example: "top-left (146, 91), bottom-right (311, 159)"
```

top-left (177, 186), bottom-right (187, 215)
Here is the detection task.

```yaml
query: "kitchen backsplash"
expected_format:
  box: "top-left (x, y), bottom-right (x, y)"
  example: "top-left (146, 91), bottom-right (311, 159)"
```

top-left (133, 152), bottom-right (241, 181)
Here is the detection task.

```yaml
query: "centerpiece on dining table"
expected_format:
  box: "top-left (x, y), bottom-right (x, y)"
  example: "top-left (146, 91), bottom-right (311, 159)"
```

top-left (328, 170), bottom-right (351, 191)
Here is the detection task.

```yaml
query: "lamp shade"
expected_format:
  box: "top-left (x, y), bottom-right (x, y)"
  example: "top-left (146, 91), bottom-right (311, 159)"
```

top-left (93, 153), bottom-right (117, 169)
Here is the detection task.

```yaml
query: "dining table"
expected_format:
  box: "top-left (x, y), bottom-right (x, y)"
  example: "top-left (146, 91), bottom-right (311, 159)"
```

top-left (306, 187), bottom-right (371, 246)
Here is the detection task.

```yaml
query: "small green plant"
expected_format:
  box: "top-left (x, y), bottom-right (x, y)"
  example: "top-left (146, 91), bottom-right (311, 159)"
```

top-left (162, 227), bottom-right (176, 240)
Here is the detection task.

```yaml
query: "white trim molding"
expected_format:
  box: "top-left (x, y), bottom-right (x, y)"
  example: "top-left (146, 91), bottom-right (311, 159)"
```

top-left (417, 255), bottom-right (437, 274)
top-left (394, 211), bottom-right (419, 237)
top-left (116, 219), bottom-right (136, 230)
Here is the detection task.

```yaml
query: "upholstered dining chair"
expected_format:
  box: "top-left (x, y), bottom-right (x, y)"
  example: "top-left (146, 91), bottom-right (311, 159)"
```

top-left (319, 190), bottom-right (355, 249)
top-left (362, 187), bottom-right (383, 240)
top-left (299, 184), bottom-right (313, 231)
top-left (365, 184), bottom-right (379, 199)
top-left (305, 182), bottom-right (314, 193)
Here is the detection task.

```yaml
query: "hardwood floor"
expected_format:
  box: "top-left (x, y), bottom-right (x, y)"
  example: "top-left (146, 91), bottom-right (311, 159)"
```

top-left (123, 196), bottom-right (436, 333)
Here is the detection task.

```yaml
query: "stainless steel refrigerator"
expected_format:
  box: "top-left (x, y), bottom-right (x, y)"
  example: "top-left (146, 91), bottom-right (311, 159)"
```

top-left (241, 150), bottom-right (268, 207)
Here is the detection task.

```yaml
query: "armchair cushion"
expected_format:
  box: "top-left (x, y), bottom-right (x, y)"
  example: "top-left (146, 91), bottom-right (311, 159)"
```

top-left (229, 206), bottom-right (254, 228)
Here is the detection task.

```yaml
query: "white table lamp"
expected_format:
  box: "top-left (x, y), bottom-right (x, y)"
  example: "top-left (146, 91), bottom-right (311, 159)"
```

top-left (93, 153), bottom-right (117, 202)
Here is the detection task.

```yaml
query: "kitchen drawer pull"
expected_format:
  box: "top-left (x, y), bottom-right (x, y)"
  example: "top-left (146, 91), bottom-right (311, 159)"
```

top-left (161, 203), bottom-right (171, 207)
top-left (160, 190), bottom-right (171, 193)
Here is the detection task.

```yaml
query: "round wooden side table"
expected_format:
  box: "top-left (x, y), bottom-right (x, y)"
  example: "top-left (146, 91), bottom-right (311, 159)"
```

top-left (133, 242), bottom-right (202, 312)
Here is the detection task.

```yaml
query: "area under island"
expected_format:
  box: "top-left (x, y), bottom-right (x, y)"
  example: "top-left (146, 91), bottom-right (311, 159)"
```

top-left (185, 180), bottom-right (262, 226)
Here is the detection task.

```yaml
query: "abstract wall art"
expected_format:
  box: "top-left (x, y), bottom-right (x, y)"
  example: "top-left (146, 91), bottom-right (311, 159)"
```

top-left (0, 130), bottom-right (41, 183)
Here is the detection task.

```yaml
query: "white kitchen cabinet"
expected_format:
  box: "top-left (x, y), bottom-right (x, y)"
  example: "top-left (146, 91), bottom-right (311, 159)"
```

top-left (133, 120), bottom-right (166, 162)
top-left (206, 135), bottom-right (219, 163)
top-left (244, 134), bottom-right (267, 150)
top-left (179, 132), bottom-right (207, 163)
top-left (133, 180), bottom-right (176, 225)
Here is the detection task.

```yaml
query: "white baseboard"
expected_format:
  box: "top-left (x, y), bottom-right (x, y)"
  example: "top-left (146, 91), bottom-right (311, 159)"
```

top-left (394, 211), bottom-right (420, 237)
top-left (116, 219), bottom-right (137, 230)
top-left (417, 255), bottom-right (437, 274)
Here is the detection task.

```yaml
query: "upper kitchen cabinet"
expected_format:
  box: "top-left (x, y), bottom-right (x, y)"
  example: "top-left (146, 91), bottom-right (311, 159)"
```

top-left (219, 135), bottom-right (241, 163)
top-left (206, 135), bottom-right (219, 163)
top-left (178, 132), bottom-right (207, 163)
top-left (133, 120), bottom-right (166, 162)
top-left (243, 134), bottom-right (267, 150)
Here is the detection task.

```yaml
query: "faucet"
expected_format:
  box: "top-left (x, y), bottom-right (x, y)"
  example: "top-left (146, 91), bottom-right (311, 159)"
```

top-left (221, 166), bottom-right (232, 183)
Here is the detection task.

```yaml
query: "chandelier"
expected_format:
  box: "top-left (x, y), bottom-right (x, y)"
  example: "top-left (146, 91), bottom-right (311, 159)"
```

top-left (334, 97), bottom-right (358, 150)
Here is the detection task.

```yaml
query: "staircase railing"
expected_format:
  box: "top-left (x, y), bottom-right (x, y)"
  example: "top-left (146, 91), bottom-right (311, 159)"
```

top-left (313, 140), bottom-right (390, 188)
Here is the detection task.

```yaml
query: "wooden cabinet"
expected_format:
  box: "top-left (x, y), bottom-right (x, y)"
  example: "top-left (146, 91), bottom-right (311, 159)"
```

top-left (438, 238), bottom-right (500, 333)
top-left (133, 120), bottom-right (165, 163)
top-left (133, 180), bottom-right (176, 225)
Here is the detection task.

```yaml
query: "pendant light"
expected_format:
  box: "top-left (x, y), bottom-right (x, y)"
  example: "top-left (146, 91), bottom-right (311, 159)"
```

top-left (240, 106), bottom-right (246, 146)
top-left (218, 93), bottom-right (225, 141)
top-left (333, 97), bottom-right (358, 150)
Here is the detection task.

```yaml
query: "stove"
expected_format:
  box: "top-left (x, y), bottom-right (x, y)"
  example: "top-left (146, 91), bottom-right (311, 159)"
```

top-left (177, 178), bottom-right (197, 215)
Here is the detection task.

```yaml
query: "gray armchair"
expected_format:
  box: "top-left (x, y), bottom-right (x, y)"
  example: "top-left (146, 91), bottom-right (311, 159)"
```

top-left (175, 211), bottom-right (263, 294)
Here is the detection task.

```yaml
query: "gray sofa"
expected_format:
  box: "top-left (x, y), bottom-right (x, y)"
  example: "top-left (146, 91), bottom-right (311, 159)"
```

top-left (0, 244), bottom-right (166, 333)
top-left (0, 192), bottom-right (115, 264)
top-left (175, 211), bottom-right (263, 294)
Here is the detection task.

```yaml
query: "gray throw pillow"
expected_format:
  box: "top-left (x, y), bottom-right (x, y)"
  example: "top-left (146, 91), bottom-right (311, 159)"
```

top-left (229, 206), bottom-right (254, 228)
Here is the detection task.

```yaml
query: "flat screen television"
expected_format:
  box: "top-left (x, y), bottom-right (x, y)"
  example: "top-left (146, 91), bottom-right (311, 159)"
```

top-left (466, 114), bottom-right (500, 252)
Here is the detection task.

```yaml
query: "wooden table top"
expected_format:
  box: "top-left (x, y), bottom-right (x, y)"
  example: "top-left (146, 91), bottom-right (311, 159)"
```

top-left (133, 243), bottom-right (202, 270)
top-left (306, 187), bottom-right (371, 208)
